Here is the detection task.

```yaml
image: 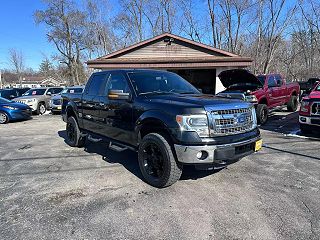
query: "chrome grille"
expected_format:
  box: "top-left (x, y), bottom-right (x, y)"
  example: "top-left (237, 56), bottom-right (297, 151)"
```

top-left (16, 100), bottom-right (26, 104)
top-left (209, 107), bottom-right (256, 136)
top-left (311, 102), bottom-right (320, 115)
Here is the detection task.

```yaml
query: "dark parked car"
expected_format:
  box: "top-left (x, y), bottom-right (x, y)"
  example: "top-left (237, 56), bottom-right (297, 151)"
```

top-left (50, 86), bottom-right (84, 114)
top-left (62, 69), bottom-right (262, 188)
top-left (0, 88), bottom-right (30, 100)
top-left (0, 97), bottom-right (32, 124)
top-left (217, 69), bottom-right (300, 125)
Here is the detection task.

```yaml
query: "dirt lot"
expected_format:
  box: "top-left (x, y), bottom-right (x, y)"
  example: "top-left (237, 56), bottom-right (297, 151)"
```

top-left (0, 113), bottom-right (319, 240)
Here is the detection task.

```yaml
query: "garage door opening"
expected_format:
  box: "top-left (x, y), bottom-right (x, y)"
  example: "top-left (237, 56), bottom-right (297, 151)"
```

top-left (170, 69), bottom-right (216, 94)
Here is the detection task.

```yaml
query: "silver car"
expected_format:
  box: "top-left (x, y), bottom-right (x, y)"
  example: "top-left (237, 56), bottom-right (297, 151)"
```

top-left (50, 86), bottom-right (84, 114)
top-left (13, 87), bottom-right (64, 115)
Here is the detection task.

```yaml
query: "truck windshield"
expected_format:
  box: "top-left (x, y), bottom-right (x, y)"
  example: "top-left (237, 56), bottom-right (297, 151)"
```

top-left (23, 89), bottom-right (46, 96)
top-left (128, 71), bottom-right (199, 95)
top-left (257, 75), bottom-right (266, 85)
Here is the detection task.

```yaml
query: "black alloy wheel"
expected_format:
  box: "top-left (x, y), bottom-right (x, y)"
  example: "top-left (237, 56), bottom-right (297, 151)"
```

top-left (141, 142), bottom-right (165, 179)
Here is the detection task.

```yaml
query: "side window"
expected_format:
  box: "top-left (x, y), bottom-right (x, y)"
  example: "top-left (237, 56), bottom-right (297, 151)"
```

top-left (86, 74), bottom-right (107, 96)
top-left (275, 75), bottom-right (282, 87)
top-left (268, 76), bottom-right (276, 87)
top-left (104, 73), bottom-right (130, 95)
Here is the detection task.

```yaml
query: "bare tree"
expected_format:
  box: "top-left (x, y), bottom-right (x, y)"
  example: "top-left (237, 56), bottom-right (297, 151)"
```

top-left (35, 0), bottom-right (88, 85)
top-left (8, 48), bottom-right (25, 87)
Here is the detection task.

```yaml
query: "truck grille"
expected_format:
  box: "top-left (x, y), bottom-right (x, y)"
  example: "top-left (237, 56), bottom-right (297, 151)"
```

top-left (208, 107), bottom-right (256, 136)
top-left (16, 100), bottom-right (26, 104)
top-left (311, 102), bottom-right (320, 115)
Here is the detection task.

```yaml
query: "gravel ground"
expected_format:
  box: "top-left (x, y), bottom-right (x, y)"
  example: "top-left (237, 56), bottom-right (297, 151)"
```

top-left (0, 113), bottom-right (319, 240)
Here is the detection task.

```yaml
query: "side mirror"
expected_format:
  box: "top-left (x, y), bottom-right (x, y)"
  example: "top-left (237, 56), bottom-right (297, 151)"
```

top-left (47, 92), bottom-right (52, 96)
top-left (108, 90), bottom-right (130, 100)
top-left (197, 88), bottom-right (203, 93)
top-left (9, 95), bottom-right (15, 99)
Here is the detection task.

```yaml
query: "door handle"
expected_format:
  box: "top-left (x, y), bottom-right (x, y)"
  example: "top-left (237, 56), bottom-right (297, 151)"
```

top-left (99, 102), bottom-right (105, 106)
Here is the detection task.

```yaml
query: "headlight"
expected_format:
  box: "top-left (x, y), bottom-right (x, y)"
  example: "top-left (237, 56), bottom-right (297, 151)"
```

top-left (176, 114), bottom-right (209, 137)
top-left (300, 101), bottom-right (310, 112)
top-left (26, 99), bottom-right (36, 103)
top-left (245, 95), bottom-right (258, 102)
top-left (3, 106), bottom-right (18, 110)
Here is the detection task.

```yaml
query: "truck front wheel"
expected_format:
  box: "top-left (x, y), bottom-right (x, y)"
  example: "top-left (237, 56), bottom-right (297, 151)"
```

top-left (256, 104), bottom-right (268, 125)
top-left (66, 116), bottom-right (85, 147)
top-left (138, 133), bottom-right (182, 188)
top-left (287, 95), bottom-right (298, 112)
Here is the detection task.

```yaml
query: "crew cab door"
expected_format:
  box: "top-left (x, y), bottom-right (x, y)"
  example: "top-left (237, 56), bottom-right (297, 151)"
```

top-left (98, 72), bottom-right (134, 145)
top-left (81, 73), bottom-right (108, 133)
top-left (266, 75), bottom-right (280, 107)
top-left (275, 75), bottom-right (287, 105)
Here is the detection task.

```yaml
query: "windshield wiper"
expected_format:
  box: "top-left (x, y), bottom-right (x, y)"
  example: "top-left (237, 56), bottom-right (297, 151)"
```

top-left (139, 91), bottom-right (173, 96)
top-left (178, 91), bottom-right (196, 94)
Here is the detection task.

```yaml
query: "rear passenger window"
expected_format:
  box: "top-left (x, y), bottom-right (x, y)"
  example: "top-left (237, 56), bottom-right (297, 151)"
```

top-left (87, 74), bottom-right (107, 95)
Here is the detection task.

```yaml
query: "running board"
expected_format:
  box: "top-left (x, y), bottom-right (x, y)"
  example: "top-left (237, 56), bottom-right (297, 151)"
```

top-left (88, 135), bottom-right (102, 143)
top-left (109, 142), bottom-right (128, 152)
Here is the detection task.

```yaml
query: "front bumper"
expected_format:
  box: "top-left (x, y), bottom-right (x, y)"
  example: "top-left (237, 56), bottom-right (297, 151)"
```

top-left (50, 104), bottom-right (62, 112)
top-left (9, 108), bottom-right (33, 120)
top-left (299, 115), bottom-right (320, 127)
top-left (174, 136), bottom-right (262, 164)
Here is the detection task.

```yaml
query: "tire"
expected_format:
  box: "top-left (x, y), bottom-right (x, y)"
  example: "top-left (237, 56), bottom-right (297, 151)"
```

top-left (300, 124), bottom-right (311, 134)
top-left (287, 95), bottom-right (298, 112)
top-left (66, 116), bottom-right (85, 147)
top-left (0, 111), bottom-right (9, 124)
top-left (138, 133), bottom-right (182, 188)
top-left (37, 102), bottom-right (46, 115)
top-left (256, 104), bottom-right (268, 125)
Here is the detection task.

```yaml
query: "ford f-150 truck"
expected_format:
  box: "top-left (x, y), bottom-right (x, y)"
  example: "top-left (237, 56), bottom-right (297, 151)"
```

top-left (299, 82), bottom-right (320, 133)
top-left (61, 69), bottom-right (262, 187)
top-left (218, 69), bottom-right (300, 125)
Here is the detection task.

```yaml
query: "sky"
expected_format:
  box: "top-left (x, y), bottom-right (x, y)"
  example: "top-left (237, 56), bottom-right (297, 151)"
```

top-left (0, 0), bottom-right (55, 70)
top-left (0, 0), bottom-right (298, 71)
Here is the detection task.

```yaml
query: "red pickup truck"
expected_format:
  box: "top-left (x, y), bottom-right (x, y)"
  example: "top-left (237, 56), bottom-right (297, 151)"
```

top-left (218, 69), bottom-right (300, 124)
top-left (299, 82), bottom-right (320, 133)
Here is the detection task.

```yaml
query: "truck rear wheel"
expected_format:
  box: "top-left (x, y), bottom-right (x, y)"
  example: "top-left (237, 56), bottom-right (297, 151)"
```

top-left (287, 95), bottom-right (298, 112)
top-left (66, 116), bottom-right (85, 147)
top-left (256, 104), bottom-right (268, 125)
top-left (138, 133), bottom-right (182, 188)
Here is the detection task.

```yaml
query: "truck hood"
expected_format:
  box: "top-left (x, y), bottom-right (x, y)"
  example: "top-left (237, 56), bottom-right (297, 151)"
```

top-left (146, 93), bottom-right (251, 108)
top-left (218, 69), bottom-right (263, 89)
top-left (309, 90), bottom-right (320, 99)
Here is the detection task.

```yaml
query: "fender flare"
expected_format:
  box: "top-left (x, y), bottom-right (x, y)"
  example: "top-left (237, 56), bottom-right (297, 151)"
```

top-left (135, 110), bottom-right (177, 142)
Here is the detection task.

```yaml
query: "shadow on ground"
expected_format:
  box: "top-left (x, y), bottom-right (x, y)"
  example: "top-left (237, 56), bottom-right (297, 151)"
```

top-left (260, 110), bottom-right (320, 139)
top-left (58, 130), bottom-right (221, 183)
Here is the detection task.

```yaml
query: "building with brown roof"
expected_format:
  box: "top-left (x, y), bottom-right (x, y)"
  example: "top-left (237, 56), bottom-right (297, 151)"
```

top-left (87, 33), bottom-right (252, 94)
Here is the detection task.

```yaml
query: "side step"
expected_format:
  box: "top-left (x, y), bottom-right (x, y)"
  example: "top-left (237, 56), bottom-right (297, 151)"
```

top-left (108, 141), bottom-right (128, 152)
top-left (87, 135), bottom-right (102, 143)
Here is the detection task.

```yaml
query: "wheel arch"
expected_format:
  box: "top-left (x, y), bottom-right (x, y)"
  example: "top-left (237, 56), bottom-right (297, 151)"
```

top-left (135, 110), bottom-right (177, 144)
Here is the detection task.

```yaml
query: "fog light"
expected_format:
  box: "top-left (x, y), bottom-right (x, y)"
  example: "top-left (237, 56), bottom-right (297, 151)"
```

top-left (196, 151), bottom-right (209, 160)
top-left (300, 117), bottom-right (306, 122)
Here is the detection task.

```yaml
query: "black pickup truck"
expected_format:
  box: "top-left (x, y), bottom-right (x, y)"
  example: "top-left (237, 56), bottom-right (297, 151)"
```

top-left (61, 69), bottom-right (262, 187)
